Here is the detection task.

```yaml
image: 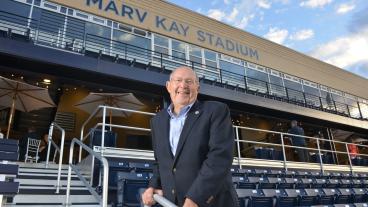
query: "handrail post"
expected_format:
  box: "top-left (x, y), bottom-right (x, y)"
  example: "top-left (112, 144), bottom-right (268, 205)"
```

top-left (280, 133), bottom-right (287, 171)
top-left (235, 126), bottom-right (242, 169)
top-left (65, 139), bottom-right (75, 206)
top-left (345, 143), bottom-right (353, 174)
top-left (45, 123), bottom-right (54, 168)
top-left (101, 106), bottom-right (106, 156)
top-left (56, 124), bottom-right (65, 194)
top-left (316, 138), bottom-right (324, 174)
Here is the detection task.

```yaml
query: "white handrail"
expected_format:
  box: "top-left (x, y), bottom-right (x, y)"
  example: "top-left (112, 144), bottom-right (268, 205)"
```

top-left (45, 122), bottom-right (65, 194)
top-left (143, 194), bottom-right (177, 207)
top-left (65, 138), bottom-right (109, 207)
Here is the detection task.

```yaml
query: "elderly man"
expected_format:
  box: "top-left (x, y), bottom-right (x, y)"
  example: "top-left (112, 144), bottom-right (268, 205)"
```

top-left (142, 66), bottom-right (238, 207)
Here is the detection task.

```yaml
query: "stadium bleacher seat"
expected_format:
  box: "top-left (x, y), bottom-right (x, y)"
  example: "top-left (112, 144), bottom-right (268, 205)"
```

top-left (237, 189), bottom-right (273, 207)
top-left (116, 171), bottom-right (150, 207)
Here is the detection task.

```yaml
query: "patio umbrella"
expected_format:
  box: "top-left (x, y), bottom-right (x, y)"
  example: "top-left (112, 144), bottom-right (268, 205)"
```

top-left (0, 76), bottom-right (56, 138)
top-left (74, 92), bottom-right (145, 125)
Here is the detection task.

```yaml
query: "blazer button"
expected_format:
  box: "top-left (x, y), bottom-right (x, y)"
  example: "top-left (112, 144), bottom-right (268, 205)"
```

top-left (172, 189), bottom-right (175, 194)
top-left (173, 168), bottom-right (176, 173)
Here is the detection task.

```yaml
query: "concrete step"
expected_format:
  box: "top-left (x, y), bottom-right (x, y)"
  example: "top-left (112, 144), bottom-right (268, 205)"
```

top-left (15, 178), bottom-right (86, 187)
top-left (9, 194), bottom-right (99, 205)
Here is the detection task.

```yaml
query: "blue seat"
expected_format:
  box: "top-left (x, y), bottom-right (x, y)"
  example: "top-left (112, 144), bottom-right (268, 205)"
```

top-left (129, 162), bottom-right (153, 173)
top-left (117, 172), bottom-right (150, 207)
top-left (0, 164), bottom-right (18, 176)
top-left (352, 188), bottom-right (368, 203)
top-left (262, 189), bottom-right (294, 207)
top-left (255, 147), bottom-right (272, 160)
top-left (0, 181), bottom-right (19, 196)
top-left (321, 188), bottom-right (337, 205)
top-left (89, 128), bottom-right (117, 148)
top-left (335, 188), bottom-right (353, 204)
top-left (278, 178), bottom-right (299, 189)
top-left (304, 189), bottom-right (325, 205)
top-left (237, 189), bottom-right (273, 207)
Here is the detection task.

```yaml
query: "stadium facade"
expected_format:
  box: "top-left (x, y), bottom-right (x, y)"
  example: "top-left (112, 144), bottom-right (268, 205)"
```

top-left (0, 0), bottom-right (367, 155)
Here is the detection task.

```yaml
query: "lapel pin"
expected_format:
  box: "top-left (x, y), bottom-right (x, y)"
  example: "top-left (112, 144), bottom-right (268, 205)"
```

top-left (195, 111), bottom-right (199, 115)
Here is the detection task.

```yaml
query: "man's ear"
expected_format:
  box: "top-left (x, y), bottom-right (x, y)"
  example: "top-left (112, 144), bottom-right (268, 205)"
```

top-left (166, 81), bottom-right (171, 93)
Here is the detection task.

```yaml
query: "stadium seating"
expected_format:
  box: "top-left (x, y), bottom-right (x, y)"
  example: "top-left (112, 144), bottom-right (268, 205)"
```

top-left (91, 156), bottom-right (368, 207)
top-left (0, 139), bottom-right (20, 201)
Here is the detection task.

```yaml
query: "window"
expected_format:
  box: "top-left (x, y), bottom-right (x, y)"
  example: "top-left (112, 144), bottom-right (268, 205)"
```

top-left (189, 45), bottom-right (202, 66)
top-left (153, 35), bottom-right (169, 57)
top-left (204, 50), bottom-right (217, 69)
top-left (172, 39), bottom-right (186, 63)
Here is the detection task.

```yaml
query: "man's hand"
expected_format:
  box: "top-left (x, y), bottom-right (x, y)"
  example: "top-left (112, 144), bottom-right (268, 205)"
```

top-left (141, 187), bottom-right (163, 206)
top-left (183, 198), bottom-right (198, 207)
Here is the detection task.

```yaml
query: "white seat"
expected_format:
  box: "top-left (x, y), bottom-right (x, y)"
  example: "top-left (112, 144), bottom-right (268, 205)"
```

top-left (24, 138), bottom-right (41, 163)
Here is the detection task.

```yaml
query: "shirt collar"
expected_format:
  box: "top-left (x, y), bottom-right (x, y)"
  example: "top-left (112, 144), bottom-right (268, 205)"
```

top-left (167, 102), bottom-right (194, 118)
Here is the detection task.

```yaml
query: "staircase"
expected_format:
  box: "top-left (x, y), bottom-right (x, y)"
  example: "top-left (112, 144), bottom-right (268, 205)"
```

top-left (4, 162), bottom-right (100, 206)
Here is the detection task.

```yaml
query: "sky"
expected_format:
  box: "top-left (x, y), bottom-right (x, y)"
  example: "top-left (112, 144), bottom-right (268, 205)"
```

top-left (168, 0), bottom-right (368, 79)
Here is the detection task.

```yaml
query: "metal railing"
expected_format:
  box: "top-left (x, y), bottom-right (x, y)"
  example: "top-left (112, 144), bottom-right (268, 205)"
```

top-left (78, 105), bottom-right (155, 162)
top-left (0, 9), bottom-right (367, 121)
top-left (143, 194), bottom-right (177, 207)
top-left (234, 126), bottom-right (368, 173)
top-left (45, 122), bottom-right (66, 193)
top-left (65, 138), bottom-right (109, 207)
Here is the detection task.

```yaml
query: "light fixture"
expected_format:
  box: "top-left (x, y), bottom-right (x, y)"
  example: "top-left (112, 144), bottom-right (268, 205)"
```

top-left (43, 79), bottom-right (51, 84)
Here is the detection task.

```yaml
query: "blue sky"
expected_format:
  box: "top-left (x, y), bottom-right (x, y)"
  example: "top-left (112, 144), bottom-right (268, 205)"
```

top-left (168, 0), bottom-right (368, 79)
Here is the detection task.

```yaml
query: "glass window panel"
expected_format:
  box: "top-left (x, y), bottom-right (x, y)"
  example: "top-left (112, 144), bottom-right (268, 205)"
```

top-left (220, 60), bottom-right (244, 75)
top-left (205, 60), bottom-right (217, 69)
top-left (189, 45), bottom-right (201, 57)
top-left (154, 35), bottom-right (168, 47)
top-left (190, 55), bottom-right (202, 64)
top-left (269, 75), bottom-right (283, 86)
top-left (246, 68), bottom-right (268, 82)
top-left (113, 29), bottom-right (150, 50)
top-left (284, 79), bottom-right (303, 91)
top-left (269, 75), bottom-right (286, 97)
top-left (172, 50), bottom-right (186, 62)
top-left (64, 16), bottom-right (85, 52)
top-left (172, 40), bottom-right (185, 52)
top-left (60, 7), bottom-right (67, 14)
top-left (37, 10), bottom-right (66, 47)
top-left (1, 0), bottom-right (31, 27)
top-left (204, 50), bottom-right (216, 61)
top-left (303, 85), bottom-right (319, 96)
top-left (85, 22), bottom-right (111, 53)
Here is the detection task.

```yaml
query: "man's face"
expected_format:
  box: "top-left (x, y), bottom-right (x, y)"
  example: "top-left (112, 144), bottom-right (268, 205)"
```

top-left (166, 67), bottom-right (199, 110)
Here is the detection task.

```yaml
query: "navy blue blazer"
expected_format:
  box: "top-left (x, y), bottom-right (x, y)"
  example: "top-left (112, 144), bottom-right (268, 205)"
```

top-left (149, 101), bottom-right (238, 207)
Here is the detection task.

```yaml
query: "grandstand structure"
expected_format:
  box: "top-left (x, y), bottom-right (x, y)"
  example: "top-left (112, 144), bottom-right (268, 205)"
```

top-left (1, 0), bottom-right (368, 206)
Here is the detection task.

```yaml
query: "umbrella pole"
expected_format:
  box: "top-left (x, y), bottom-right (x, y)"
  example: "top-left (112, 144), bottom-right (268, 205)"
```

top-left (6, 96), bottom-right (16, 139)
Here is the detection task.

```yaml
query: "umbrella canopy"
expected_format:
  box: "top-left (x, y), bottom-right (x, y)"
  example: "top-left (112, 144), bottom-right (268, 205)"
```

top-left (74, 92), bottom-right (145, 119)
top-left (0, 76), bottom-right (56, 138)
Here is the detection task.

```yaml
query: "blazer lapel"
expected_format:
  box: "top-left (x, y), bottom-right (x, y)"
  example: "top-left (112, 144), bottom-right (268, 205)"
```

top-left (173, 101), bottom-right (202, 165)
top-left (159, 111), bottom-right (174, 159)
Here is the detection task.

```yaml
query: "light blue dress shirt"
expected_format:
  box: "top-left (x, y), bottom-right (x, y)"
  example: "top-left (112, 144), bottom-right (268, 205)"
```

top-left (167, 103), bottom-right (194, 155)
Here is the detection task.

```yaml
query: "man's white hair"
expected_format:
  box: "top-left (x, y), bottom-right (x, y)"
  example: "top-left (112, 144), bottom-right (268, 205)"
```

top-left (169, 66), bottom-right (199, 83)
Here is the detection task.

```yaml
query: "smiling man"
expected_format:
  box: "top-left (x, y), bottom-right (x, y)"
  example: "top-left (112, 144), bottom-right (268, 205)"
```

top-left (142, 66), bottom-right (238, 207)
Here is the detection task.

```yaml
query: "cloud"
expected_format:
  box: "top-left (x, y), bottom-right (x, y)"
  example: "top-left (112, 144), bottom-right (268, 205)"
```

top-left (310, 27), bottom-right (368, 77)
top-left (263, 27), bottom-right (289, 44)
top-left (349, 6), bottom-right (368, 33)
top-left (226, 7), bottom-right (239, 22)
top-left (234, 14), bottom-right (255, 29)
top-left (207, 9), bottom-right (226, 21)
top-left (223, 0), bottom-right (230, 5)
top-left (290, 29), bottom-right (315, 41)
top-left (336, 2), bottom-right (355, 14)
top-left (300, 0), bottom-right (333, 8)
top-left (257, 0), bottom-right (271, 9)
top-left (309, 6), bottom-right (368, 78)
